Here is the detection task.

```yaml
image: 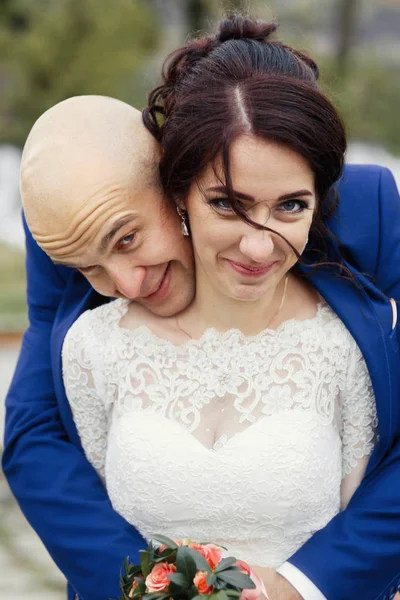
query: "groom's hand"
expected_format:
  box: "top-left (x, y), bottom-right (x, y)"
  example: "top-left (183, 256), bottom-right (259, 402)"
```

top-left (251, 566), bottom-right (303, 600)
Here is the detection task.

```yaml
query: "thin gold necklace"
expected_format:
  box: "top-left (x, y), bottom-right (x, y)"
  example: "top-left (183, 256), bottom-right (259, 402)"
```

top-left (175, 274), bottom-right (289, 341)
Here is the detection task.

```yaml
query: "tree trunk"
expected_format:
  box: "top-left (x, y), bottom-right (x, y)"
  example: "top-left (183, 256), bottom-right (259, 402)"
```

top-left (336, 0), bottom-right (359, 76)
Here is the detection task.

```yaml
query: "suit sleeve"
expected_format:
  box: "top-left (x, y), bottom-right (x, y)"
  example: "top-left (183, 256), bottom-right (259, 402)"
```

top-left (374, 168), bottom-right (400, 300)
top-left (2, 216), bottom-right (146, 600)
top-left (287, 168), bottom-right (400, 599)
top-left (288, 438), bottom-right (400, 599)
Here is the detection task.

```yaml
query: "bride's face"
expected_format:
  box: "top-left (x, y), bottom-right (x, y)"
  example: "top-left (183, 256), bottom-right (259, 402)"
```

top-left (183, 135), bottom-right (316, 303)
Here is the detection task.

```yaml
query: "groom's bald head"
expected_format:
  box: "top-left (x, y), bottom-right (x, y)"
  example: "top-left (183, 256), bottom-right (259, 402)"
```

top-left (21, 95), bottom-right (161, 258)
top-left (19, 95), bottom-right (195, 315)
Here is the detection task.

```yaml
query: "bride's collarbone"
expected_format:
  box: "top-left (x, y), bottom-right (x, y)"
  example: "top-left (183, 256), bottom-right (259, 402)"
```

top-left (117, 277), bottom-right (321, 344)
top-left (119, 300), bottom-right (182, 341)
top-left (280, 277), bottom-right (321, 320)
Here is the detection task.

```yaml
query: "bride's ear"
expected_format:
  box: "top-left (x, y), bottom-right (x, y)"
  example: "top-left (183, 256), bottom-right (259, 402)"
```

top-left (175, 202), bottom-right (190, 237)
top-left (176, 198), bottom-right (186, 210)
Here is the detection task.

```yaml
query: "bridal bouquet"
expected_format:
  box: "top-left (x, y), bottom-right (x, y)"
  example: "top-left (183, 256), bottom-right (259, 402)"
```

top-left (118, 535), bottom-right (268, 600)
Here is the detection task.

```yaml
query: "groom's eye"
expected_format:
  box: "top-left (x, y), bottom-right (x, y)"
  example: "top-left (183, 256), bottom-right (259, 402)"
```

top-left (117, 233), bottom-right (136, 250)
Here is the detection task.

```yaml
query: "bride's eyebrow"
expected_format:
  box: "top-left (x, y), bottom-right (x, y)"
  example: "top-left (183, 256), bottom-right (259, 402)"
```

top-left (206, 186), bottom-right (313, 203)
top-left (206, 186), bottom-right (254, 202)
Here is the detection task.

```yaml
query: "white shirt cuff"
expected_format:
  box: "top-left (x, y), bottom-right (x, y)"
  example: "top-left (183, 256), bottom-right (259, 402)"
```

top-left (276, 562), bottom-right (327, 600)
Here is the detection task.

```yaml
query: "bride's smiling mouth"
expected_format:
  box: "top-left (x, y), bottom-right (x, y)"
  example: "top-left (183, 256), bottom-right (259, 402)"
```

top-left (226, 259), bottom-right (279, 278)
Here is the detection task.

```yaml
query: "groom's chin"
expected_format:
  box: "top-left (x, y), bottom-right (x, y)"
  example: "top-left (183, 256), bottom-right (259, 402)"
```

top-left (139, 265), bottom-right (195, 318)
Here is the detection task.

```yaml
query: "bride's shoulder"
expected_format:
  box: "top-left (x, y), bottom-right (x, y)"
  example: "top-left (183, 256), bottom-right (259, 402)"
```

top-left (65, 298), bottom-right (129, 344)
top-left (118, 301), bottom-right (159, 330)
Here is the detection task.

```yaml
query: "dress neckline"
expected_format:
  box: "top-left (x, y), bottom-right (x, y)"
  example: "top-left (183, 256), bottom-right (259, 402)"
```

top-left (108, 298), bottom-right (334, 350)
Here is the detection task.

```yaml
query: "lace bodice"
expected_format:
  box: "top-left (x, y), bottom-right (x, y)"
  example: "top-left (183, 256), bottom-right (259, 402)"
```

top-left (62, 299), bottom-right (377, 568)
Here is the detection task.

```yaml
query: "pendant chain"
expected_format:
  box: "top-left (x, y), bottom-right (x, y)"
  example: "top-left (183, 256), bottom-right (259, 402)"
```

top-left (175, 274), bottom-right (289, 341)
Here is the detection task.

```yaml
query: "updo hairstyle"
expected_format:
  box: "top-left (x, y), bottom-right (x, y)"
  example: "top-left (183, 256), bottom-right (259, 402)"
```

top-left (143, 14), bottom-right (347, 262)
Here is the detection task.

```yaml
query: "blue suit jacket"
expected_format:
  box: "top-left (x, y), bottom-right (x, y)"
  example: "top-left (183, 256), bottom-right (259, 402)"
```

top-left (3, 164), bottom-right (400, 600)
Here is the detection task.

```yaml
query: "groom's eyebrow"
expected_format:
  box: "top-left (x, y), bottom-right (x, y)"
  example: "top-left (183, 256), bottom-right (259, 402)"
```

top-left (52, 216), bottom-right (137, 268)
top-left (98, 216), bottom-right (137, 252)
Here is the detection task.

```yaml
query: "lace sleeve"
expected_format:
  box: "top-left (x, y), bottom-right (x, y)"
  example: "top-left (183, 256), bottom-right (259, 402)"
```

top-left (339, 339), bottom-right (378, 509)
top-left (62, 310), bottom-right (110, 482)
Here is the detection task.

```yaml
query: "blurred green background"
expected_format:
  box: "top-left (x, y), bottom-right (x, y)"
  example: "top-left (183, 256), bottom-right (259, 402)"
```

top-left (0, 0), bottom-right (399, 331)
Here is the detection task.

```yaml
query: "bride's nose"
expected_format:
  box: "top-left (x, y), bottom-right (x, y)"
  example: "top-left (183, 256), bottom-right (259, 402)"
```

top-left (239, 227), bottom-right (275, 263)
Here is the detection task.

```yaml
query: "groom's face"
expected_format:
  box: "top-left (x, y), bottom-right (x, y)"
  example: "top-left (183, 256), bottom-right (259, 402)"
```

top-left (40, 174), bottom-right (195, 317)
top-left (21, 97), bottom-right (195, 317)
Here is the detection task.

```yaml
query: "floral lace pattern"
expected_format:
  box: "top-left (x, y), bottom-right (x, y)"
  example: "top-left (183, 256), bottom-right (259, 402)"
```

top-left (62, 299), bottom-right (377, 568)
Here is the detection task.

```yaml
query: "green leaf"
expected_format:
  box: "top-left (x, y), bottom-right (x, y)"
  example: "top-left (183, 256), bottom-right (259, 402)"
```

top-left (155, 548), bottom-right (177, 563)
top-left (123, 556), bottom-right (130, 573)
top-left (119, 557), bottom-right (142, 600)
top-left (184, 547), bottom-right (211, 573)
top-left (197, 543), bottom-right (227, 551)
top-left (169, 580), bottom-right (189, 597)
top-left (214, 591), bottom-right (230, 600)
top-left (146, 541), bottom-right (157, 565)
top-left (140, 550), bottom-right (151, 578)
top-left (151, 534), bottom-right (179, 549)
top-left (134, 577), bottom-right (147, 594)
top-left (142, 593), bottom-right (171, 600)
top-left (190, 596), bottom-right (211, 600)
top-left (176, 546), bottom-right (198, 583)
top-left (224, 591), bottom-right (242, 598)
top-left (215, 571), bottom-right (255, 590)
top-left (213, 558), bottom-right (238, 573)
top-left (206, 573), bottom-right (217, 587)
top-left (168, 572), bottom-right (190, 588)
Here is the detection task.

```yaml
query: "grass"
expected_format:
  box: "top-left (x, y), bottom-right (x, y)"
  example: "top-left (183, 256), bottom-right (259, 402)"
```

top-left (0, 244), bottom-right (28, 331)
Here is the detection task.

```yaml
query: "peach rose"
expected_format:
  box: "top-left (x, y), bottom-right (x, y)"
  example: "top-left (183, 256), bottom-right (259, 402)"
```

top-left (145, 562), bottom-right (177, 593)
top-left (189, 543), bottom-right (223, 570)
top-left (194, 571), bottom-right (214, 594)
top-left (235, 560), bottom-right (269, 600)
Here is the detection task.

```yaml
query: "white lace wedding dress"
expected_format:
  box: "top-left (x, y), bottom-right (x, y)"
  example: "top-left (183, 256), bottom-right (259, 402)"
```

top-left (62, 298), bottom-right (377, 568)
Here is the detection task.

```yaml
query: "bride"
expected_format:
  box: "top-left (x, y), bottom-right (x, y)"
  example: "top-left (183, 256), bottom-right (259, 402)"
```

top-left (62, 14), bottom-right (379, 589)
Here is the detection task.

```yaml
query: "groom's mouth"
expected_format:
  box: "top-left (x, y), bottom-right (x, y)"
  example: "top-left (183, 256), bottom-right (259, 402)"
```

top-left (143, 263), bottom-right (171, 303)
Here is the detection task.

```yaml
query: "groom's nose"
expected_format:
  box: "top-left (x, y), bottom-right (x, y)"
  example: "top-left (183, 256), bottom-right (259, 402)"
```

top-left (110, 265), bottom-right (147, 299)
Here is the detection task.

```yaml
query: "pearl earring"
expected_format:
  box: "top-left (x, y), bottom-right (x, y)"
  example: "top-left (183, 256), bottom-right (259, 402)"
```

top-left (176, 206), bottom-right (190, 237)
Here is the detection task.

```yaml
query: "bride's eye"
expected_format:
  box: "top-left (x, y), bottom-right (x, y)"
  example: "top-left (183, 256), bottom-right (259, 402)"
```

top-left (278, 200), bottom-right (309, 214)
top-left (208, 197), bottom-right (243, 214)
top-left (209, 198), bottom-right (232, 211)
top-left (117, 233), bottom-right (136, 249)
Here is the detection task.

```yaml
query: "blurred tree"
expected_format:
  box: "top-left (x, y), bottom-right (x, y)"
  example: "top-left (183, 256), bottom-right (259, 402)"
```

top-left (336, 0), bottom-right (359, 76)
top-left (320, 55), bottom-right (400, 154)
top-left (187, 0), bottom-right (208, 32)
top-left (0, 0), bottom-right (158, 146)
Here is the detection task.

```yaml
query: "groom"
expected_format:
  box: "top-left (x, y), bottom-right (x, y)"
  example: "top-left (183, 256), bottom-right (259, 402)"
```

top-left (4, 96), bottom-right (400, 600)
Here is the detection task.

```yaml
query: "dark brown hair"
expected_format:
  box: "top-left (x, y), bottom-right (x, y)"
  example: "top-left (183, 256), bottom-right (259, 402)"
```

top-left (143, 14), bottom-right (347, 265)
